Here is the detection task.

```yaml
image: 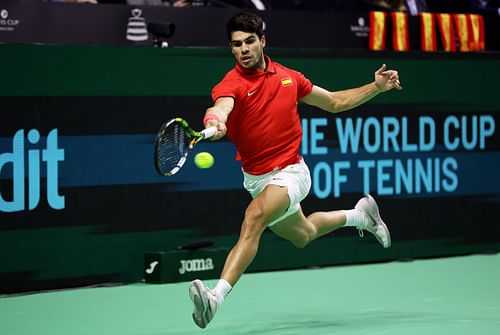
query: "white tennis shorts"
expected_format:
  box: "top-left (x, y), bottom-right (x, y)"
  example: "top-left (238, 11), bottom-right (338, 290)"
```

top-left (242, 159), bottom-right (311, 227)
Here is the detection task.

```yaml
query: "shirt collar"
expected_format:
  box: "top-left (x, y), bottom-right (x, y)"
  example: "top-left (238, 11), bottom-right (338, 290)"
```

top-left (235, 54), bottom-right (276, 77)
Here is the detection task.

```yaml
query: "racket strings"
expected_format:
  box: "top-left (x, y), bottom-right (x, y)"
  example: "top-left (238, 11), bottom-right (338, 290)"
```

top-left (157, 123), bottom-right (189, 174)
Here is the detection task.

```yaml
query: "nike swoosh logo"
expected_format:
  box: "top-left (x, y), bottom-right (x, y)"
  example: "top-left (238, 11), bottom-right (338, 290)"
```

top-left (247, 90), bottom-right (257, 96)
top-left (145, 261), bottom-right (159, 274)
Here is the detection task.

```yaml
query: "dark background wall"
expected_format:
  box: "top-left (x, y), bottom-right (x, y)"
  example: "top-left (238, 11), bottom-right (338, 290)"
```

top-left (1, 1), bottom-right (499, 50)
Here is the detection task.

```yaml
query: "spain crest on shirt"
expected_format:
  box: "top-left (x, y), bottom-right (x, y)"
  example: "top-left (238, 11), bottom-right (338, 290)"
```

top-left (281, 77), bottom-right (293, 87)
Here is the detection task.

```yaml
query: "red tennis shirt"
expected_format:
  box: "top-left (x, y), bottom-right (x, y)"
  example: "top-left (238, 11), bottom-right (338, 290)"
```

top-left (211, 55), bottom-right (313, 175)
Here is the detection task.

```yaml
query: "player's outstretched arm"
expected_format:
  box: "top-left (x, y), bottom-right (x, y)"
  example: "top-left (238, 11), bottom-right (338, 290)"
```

top-left (301, 64), bottom-right (402, 113)
top-left (203, 97), bottom-right (234, 140)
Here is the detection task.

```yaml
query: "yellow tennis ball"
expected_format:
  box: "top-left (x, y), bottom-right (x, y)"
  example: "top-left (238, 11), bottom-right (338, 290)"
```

top-left (194, 152), bottom-right (214, 169)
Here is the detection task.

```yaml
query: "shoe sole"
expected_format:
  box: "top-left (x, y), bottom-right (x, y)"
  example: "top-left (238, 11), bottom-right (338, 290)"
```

top-left (357, 194), bottom-right (391, 248)
top-left (189, 279), bottom-right (209, 329)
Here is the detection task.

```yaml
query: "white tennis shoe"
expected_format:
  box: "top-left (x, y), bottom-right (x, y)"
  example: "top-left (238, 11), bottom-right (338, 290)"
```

top-left (354, 194), bottom-right (391, 248)
top-left (189, 279), bottom-right (218, 329)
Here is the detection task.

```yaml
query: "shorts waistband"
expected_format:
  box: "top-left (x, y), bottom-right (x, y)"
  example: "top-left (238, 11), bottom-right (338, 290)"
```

top-left (243, 154), bottom-right (303, 180)
top-left (274, 153), bottom-right (302, 171)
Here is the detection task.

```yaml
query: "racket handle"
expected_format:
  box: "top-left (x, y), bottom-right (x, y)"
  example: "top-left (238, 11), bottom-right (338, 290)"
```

top-left (201, 127), bottom-right (217, 139)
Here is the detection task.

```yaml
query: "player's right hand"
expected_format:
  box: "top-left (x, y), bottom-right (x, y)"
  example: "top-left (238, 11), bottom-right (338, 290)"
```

top-left (205, 120), bottom-right (226, 140)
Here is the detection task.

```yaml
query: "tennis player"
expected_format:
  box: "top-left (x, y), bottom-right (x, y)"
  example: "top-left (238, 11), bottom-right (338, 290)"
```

top-left (189, 12), bottom-right (402, 328)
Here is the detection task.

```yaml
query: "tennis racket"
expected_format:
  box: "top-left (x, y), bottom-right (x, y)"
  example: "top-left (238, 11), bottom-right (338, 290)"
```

top-left (154, 118), bottom-right (217, 176)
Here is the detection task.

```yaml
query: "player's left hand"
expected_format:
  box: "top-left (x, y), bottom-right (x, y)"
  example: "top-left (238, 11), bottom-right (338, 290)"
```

top-left (375, 64), bottom-right (402, 92)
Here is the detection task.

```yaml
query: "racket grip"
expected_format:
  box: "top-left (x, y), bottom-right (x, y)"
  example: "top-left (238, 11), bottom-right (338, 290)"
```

top-left (201, 127), bottom-right (217, 139)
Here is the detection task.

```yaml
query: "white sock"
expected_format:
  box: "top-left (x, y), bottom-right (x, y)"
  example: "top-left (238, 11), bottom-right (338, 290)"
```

top-left (343, 209), bottom-right (364, 227)
top-left (213, 279), bottom-right (232, 306)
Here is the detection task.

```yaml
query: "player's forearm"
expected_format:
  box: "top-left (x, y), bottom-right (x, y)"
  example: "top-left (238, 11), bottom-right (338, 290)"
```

top-left (203, 97), bottom-right (234, 127)
top-left (203, 98), bottom-right (234, 140)
top-left (204, 106), bottom-right (228, 126)
top-left (331, 82), bottom-right (381, 113)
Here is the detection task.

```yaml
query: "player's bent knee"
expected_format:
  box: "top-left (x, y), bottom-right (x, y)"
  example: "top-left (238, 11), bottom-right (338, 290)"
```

top-left (290, 235), bottom-right (311, 249)
top-left (240, 209), bottom-right (268, 238)
top-left (243, 203), bottom-right (271, 229)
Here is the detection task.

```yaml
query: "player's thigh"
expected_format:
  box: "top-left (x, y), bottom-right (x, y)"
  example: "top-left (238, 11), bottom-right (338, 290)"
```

top-left (269, 207), bottom-right (315, 245)
top-left (245, 184), bottom-right (291, 227)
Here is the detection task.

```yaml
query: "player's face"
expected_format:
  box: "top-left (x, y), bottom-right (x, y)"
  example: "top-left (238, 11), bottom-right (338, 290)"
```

top-left (230, 31), bottom-right (266, 71)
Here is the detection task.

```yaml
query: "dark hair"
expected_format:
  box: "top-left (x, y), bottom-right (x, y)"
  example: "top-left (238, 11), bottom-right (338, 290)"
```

top-left (226, 12), bottom-right (264, 41)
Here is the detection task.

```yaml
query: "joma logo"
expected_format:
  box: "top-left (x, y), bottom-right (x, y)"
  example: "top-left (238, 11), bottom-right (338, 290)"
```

top-left (178, 258), bottom-right (214, 274)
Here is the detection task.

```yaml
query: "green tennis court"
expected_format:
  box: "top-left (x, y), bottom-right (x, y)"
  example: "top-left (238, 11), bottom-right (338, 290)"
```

top-left (2, 253), bottom-right (499, 335)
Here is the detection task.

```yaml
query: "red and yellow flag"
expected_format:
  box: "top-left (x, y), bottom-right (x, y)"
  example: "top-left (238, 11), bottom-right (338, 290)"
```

top-left (454, 13), bottom-right (471, 52)
top-left (391, 12), bottom-right (410, 51)
top-left (436, 13), bottom-right (456, 52)
top-left (369, 11), bottom-right (387, 51)
top-left (467, 14), bottom-right (485, 51)
top-left (419, 12), bottom-right (437, 52)
top-left (280, 77), bottom-right (293, 87)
